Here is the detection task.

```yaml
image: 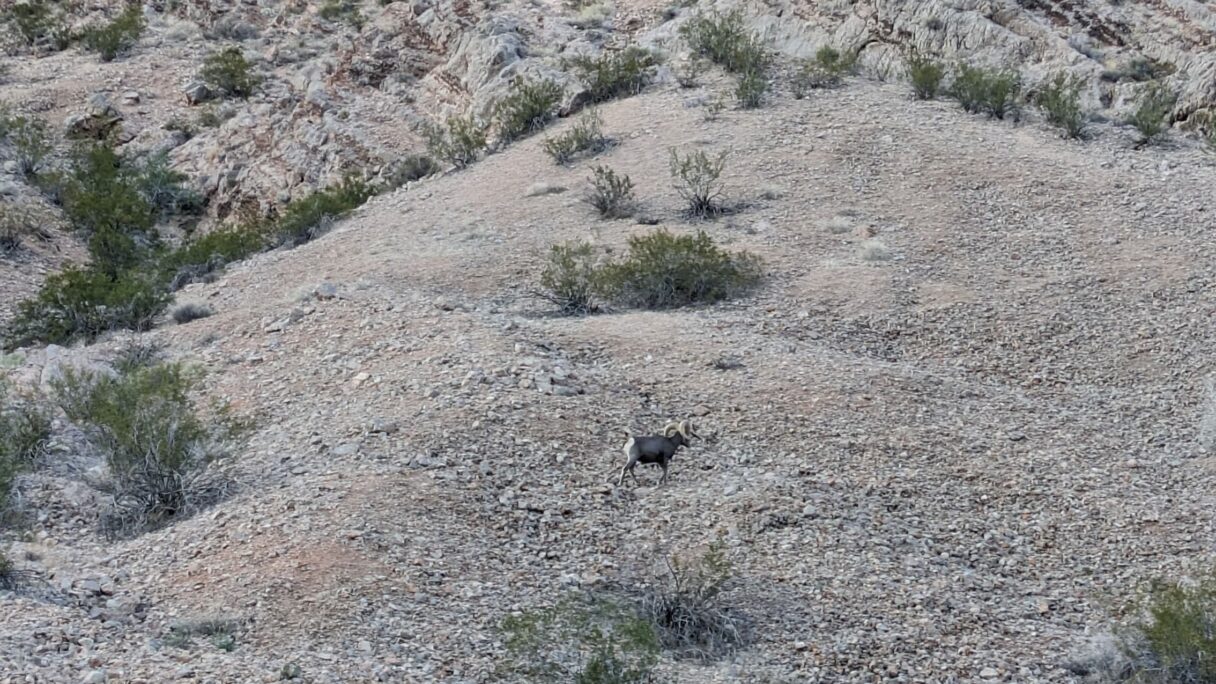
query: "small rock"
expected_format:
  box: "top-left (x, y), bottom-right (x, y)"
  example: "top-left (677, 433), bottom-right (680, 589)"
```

top-left (182, 82), bottom-right (213, 105)
top-left (314, 282), bottom-right (339, 300)
top-left (980, 668), bottom-right (999, 679)
top-left (82, 670), bottom-right (106, 684)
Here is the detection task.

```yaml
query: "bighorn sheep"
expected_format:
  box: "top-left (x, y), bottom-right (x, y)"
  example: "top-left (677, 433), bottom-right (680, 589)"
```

top-left (618, 419), bottom-right (699, 486)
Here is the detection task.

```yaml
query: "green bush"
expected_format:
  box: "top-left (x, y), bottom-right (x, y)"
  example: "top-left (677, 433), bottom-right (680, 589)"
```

top-left (495, 77), bottom-right (564, 142)
top-left (538, 241), bottom-right (601, 315)
top-left (1128, 81), bottom-right (1175, 144)
top-left (199, 47), bottom-right (260, 99)
top-left (60, 144), bottom-right (156, 237)
top-left (793, 45), bottom-right (856, 94)
top-left (906, 52), bottom-right (944, 100)
top-left (272, 175), bottom-right (375, 247)
top-left (1036, 72), bottom-right (1085, 139)
top-left (542, 109), bottom-right (610, 165)
top-left (424, 115), bottom-right (487, 169)
top-left (8, 116), bottom-right (52, 177)
top-left (951, 64), bottom-right (1021, 119)
top-left (383, 154), bottom-right (440, 188)
top-left (158, 226), bottom-right (268, 290)
top-left (680, 9), bottom-right (768, 75)
top-left (584, 165), bottom-right (634, 219)
top-left (53, 359), bottom-right (246, 536)
top-left (568, 47), bottom-right (658, 103)
top-left (670, 148), bottom-right (727, 218)
top-left (1117, 575), bottom-right (1216, 682)
top-left (135, 151), bottom-right (204, 218)
top-left (80, 4), bottom-right (145, 62)
top-left (735, 69), bottom-right (767, 108)
top-left (172, 303), bottom-right (213, 324)
top-left (0, 380), bottom-right (51, 509)
top-left (5, 0), bottom-right (71, 49)
top-left (3, 266), bottom-right (170, 350)
top-left (500, 593), bottom-right (660, 683)
top-left (318, 0), bottom-right (364, 27)
top-left (641, 538), bottom-right (748, 661)
top-left (0, 203), bottom-right (43, 254)
top-left (596, 229), bottom-right (762, 309)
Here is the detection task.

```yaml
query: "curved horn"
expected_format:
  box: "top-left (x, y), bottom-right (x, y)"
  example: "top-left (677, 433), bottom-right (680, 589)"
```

top-left (663, 421), bottom-right (681, 437)
top-left (681, 419), bottom-right (699, 439)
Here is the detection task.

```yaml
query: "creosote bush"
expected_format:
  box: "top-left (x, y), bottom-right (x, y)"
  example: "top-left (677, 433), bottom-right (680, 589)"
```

top-left (424, 115), bottom-right (487, 169)
top-left (383, 154), bottom-right (440, 188)
top-left (538, 241), bottom-right (601, 315)
top-left (568, 47), bottom-right (658, 103)
top-left (1036, 72), bottom-right (1086, 139)
top-left (5, 0), bottom-right (72, 51)
top-left (0, 380), bottom-right (52, 509)
top-left (80, 4), bottom-right (145, 62)
top-left (1128, 81), bottom-right (1175, 145)
top-left (951, 64), bottom-right (1021, 119)
top-left (159, 225), bottom-right (268, 290)
top-left (793, 45), bottom-right (856, 94)
top-left (495, 77), bottom-right (564, 142)
top-left (641, 538), bottom-right (749, 661)
top-left (905, 53), bottom-right (944, 100)
top-left (199, 47), bottom-right (260, 99)
top-left (319, 0), bottom-right (364, 27)
top-left (584, 165), bottom-right (635, 219)
top-left (272, 175), bottom-right (375, 247)
top-left (596, 229), bottom-right (763, 309)
top-left (0, 203), bottom-right (46, 254)
top-left (542, 109), bottom-right (610, 165)
top-left (53, 359), bottom-right (247, 537)
top-left (680, 9), bottom-right (767, 75)
top-left (1111, 575), bottom-right (1216, 683)
top-left (670, 148), bottom-right (727, 218)
top-left (735, 69), bottom-right (767, 109)
top-left (499, 593), bottom-right (660, 683)
top-left (172, 303), bottom-right (214, 324)
top-left (9, 115), bottom-right (52, 178)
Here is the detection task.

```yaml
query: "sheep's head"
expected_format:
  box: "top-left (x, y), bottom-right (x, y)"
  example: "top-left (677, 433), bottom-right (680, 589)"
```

top-left (664, 419), bottom-right (699, 442)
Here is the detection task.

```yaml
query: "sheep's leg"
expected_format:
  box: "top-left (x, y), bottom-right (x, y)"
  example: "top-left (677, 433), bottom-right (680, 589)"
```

top-left (660, 460), bottom-right (669, 485)
top-left (618, 457), bottom-right (639, 486)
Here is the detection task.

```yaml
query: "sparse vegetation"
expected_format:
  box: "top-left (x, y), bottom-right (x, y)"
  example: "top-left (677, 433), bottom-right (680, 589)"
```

top-left (158, 225), bottom-right (269, 290)
top-left (135, 151), bottom-right (204, 219)
top-left (735, 69), bottom-right (767, 109)
top-left (500, 593), bottom-right (660, 683)
top-left (0, 203), bottom-right (45, 254)
top-left (792, 46), bottom-right (857, 93)
top-left (494, 77), bottom-right (564, 142)
top-left (164, 617), bottom-right (244, 651)
top-left (383, 154), bottom-right (440, 188)
top-left (80, 4), bottom-right (145, 62)
top-left (0, 380), bottom-right (52, 509)
top-left (424, 115), bottom-right (488, 169)
top-left (1100, 56), bottom-right (1176, 84)
top-left (584, 165), bottom-right (635, 218)
top-left (906, 53), bottom-right (945, 100)
top-left (641, 538), bottom-right (749, 661)
top-left (172, 303), bottom-right (214, 324)
top-left (1128, 81), bottom-right (1175, 144)
top-left (674, 57), bottom-right (705, 89)
top-left (319, 0), bottom-right (365, 27)
top-left (568, 47), bottom-right (658, 103)
top-left (1036, 72), bottom-right (1086, 139)
top-left (5, 0), bottom-right (71, 50)
top-left (272, 175), bottom-right (375, 247)
top-left (680, 9), bottom-right (767, 76)
top-left (596, 229), bottom-right (762, 309)
top-left (9, 115), bottom-right (52, 178)
top-left (199, 47), bottom-right (260, 99)
top-left (53, 359), bottom-right (247, 537)
top-left (538, 241), bottom-right (601, 315)
top-left (542, 109), bottom-right (611, 165)
top-left (670, 148), bottom-right (727, 218)
top-left (951, 64), bottom-right (1021, 119)
top-left (1110, 575), bottom-right (1216, 683)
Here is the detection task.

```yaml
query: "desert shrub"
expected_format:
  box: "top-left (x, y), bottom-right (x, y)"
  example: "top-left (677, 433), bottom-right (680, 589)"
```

top-left (80, 4), bottom-right (145, 62)
top-left (52, 360), bottom-right (246, 537)
top-left (1100, 56), bottom-right (1176, 84)
top-left (1115, 575), bottom-right (1216, 683)
top-left (542, 109), bottom-right (610, 165)
top-left (1128, 81), bottom-right (1175, 144)
top-left (793, 45), bottom-right (856, 94)
top-left (538, 241), bottom-right (601, 315)
top-left (673, 57), bottom-right (705, 89)
top-left (5, 0), bottom-right (71, 50)
top-left (669, 148), bottom-right (727, 218)
top-left (0, 381), bottom-right (51, 509)
top-left (585, 165), bottom-right (635, 218)
top-left (319, 0), bottom-right (364, 27)
top-left (383, 154), bottom-right (440, 188)
top-left (158, 226), bottom-right (268, 290)
top-left (0, 203), bottom-right (45, 254)
top-left (905, 52), bottom-right (944, 100)
top-left (272, 175), bottom-right (375, 247)
top-left (735, 69), bottom-right (767, 108)
top-left (8, 116), bottom-right (52, 177)
top-left (1036, 72), bottom-right (1085, 139)
top-left (495, 77), bottom-right (564, 142)
top-left (568, 46), bottom-right (658, 103)
top-left (424, 115), bottom-right (487, 169)
top-left (596, 229), bottom-right (762, 309)
top-left (951, 64), bottom-right (1021, 119)
top-left (135, 151), bottom-right (204, 218)
top-left (195, 105), bottom-right (233, 129)
top-left (163, 117), bottom-right (197, 141)
top-left (0, 551), bottom-right (21, 591)
top-left (499, 593), bottom-right (660, 683)
top-left (199, 47), bottom-right (260, 99)
top-left (641, 538), bottom-right (749, 661)
top-left (680, 9), bottom-right (767, 75)
top-left (60, 144), bottom-right (156, 237)
top-left (172, 303), bottom-right (213, 324)
top-left (3, 266), bottom-right (169, 349)
top-left (164, 617), bottom-right (243, 650)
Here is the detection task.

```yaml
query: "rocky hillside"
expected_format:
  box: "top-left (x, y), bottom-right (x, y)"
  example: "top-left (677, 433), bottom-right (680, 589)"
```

top-left (2, 0), bottom-right (1216, 682)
